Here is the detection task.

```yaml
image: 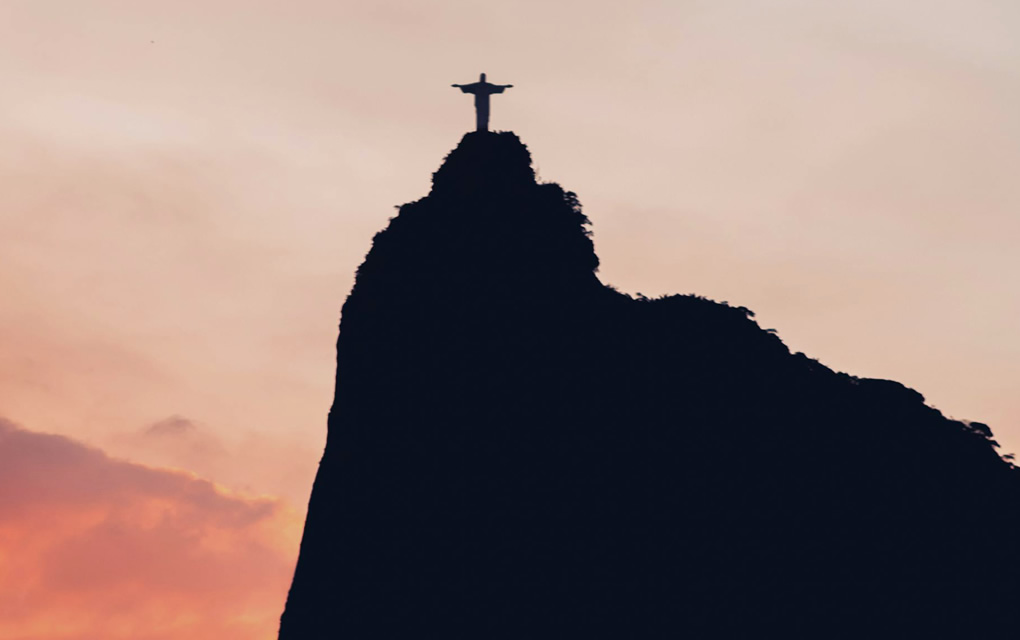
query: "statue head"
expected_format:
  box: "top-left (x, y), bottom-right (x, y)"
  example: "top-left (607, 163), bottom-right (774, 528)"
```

top-left (480, 72), bottom-right (487, 82)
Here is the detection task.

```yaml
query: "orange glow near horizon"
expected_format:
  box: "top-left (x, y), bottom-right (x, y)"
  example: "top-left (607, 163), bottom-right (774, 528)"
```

top-left (0, 419), bottom-right (300, 640)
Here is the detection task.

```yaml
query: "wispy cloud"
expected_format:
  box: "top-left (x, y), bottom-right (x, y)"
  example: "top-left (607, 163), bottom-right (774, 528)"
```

top-left (145, 415), bottom-right (199, 437)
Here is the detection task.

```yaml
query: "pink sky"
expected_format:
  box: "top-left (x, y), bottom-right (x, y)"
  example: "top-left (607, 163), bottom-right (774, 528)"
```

top-left (1, 1), bottom-right (1019, 637)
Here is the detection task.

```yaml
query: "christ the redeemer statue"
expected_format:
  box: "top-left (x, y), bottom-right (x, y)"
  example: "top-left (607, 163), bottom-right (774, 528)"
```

top-left (452, 73), bottom-right (513, 133)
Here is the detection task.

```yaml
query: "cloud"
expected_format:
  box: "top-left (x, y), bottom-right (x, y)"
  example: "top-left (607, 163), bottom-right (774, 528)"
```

top-left (134, 414), bottom-right (227, 463)
top-left (144, 415), bottom-right (199, 437)
top-left (0, 418), bottom-right (299, 640)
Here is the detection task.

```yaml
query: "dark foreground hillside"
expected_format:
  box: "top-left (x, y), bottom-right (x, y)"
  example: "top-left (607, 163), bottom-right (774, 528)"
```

top-left (279, 132), bottom-right (1019, 638)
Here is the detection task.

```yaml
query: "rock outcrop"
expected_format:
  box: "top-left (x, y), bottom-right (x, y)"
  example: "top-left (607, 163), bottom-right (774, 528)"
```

top-left (279, 132), bottom-right (1019, 638)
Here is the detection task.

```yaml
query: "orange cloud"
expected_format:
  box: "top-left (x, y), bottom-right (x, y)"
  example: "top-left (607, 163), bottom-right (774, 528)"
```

top-left (0, 418), bottom-right (300, 640)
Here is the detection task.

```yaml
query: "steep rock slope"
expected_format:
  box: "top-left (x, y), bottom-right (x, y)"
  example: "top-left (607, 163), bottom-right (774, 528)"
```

top-left (280, 132), bottom-right (1019, 638)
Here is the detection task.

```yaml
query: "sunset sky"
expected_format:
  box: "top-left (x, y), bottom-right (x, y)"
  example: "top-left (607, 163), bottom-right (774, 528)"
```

top-left (2, 1), bottom-right (1019, 638)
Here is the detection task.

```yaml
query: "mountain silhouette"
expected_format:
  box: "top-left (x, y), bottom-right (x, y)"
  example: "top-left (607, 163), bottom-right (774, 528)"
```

top-left (279, 132), bottom-right (1019, 638)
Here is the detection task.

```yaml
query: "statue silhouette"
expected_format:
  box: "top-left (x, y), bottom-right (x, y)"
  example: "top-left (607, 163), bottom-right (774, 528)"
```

top-left (452, 73), bottom-right (513, 132)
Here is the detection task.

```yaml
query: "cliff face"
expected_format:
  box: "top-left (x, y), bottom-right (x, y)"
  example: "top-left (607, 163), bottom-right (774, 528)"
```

top-left (279, 132), bottom-right (1019, 638)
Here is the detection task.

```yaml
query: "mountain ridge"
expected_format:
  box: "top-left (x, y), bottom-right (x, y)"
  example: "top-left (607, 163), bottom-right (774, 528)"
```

top-left (280, 131), bottom-right (1019, 638)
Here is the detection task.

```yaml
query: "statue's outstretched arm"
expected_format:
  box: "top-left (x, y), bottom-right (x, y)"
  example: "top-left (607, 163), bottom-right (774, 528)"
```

top-left (451, 84), bottom-right (462, 88)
